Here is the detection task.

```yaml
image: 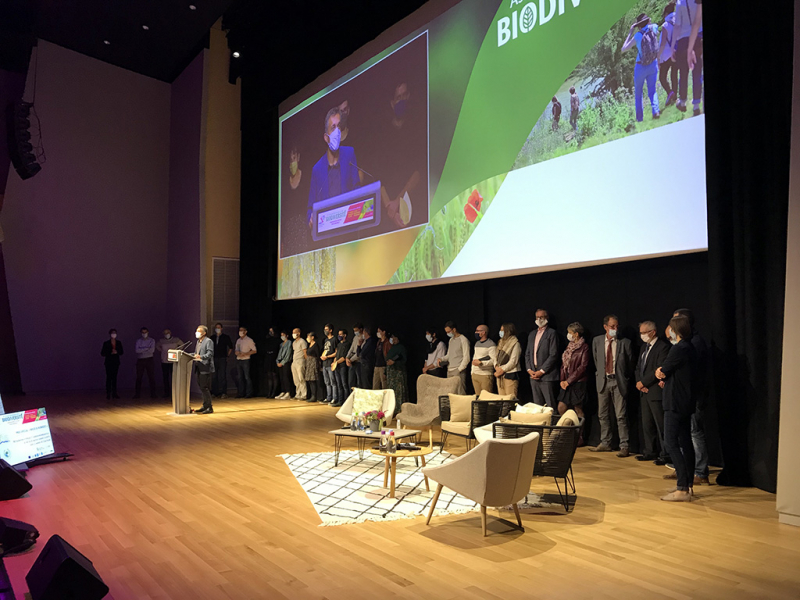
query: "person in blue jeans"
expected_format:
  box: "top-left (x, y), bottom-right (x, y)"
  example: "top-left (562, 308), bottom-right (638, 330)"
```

top-left (622, 13), bottom-right (661, 122)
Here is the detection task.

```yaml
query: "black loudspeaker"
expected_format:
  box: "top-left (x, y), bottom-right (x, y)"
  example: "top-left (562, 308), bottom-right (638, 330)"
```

top-left (26, 535), bottom-right (109, 600)
top-left (0, 459), bottom-right (32, 500)
top-left (5, 101), bottom-right (42, 180)
top-left (0, 517), bottom-right (39, 556)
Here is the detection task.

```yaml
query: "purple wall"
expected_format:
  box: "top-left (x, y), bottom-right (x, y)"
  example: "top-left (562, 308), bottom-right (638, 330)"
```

top-left (2, 41), bottom-right (171, 392)
top-left (167, 51), bottom-right (205, 346)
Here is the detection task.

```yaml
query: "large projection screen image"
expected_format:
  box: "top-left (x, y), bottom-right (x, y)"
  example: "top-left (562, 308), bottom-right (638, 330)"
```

top-left (277, 0), bottom-right (708, 300)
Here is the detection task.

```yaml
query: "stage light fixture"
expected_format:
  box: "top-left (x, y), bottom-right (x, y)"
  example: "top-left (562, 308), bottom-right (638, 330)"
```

top-left (232, 51), bottom-right (240, 58)
top-left (142, 25), bottom-right (149, 30)
top-left (103, 40), bottom-right (110, 45)
top-left (5, 101), bottom-right (43, 180)
top-left (189, 4), bottom-right (196, 10)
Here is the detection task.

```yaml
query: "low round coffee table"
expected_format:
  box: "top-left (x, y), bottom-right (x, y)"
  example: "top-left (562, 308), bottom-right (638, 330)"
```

top-left (370, 430), bottom-right (434, 499)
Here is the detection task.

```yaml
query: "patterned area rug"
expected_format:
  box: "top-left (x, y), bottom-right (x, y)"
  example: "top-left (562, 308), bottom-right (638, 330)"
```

top-left (280, 449), bottom-right (480, 526)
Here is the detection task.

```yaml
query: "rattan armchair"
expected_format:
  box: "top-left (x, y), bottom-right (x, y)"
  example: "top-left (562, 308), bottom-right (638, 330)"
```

top-left (438, 395), bottom-right (516, 451)
top-left (492, 414), bottom-right (583, 512)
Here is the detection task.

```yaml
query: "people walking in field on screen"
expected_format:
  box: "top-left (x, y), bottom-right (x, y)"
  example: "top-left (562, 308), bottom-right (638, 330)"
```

top-left (210, 323), bottom-right (233, 399)
top-left (320, 324), bottom-right (338, 403)
top-left (346, 323), bottom-right (364, 391)
top-left (551, 96), bottom-right (562, 131)
top-left (559, 322), bottom-right (589, 421)
top-left (156, 329), bottom-right (183, 399)
top-left (438, 321), bottom-right (470, 394)
top-left (291, 328), bottom-right (308, 400)
top-left (303, 332), bottom-right (322, 402)
top-left (276, 330), bottom-right (295, 399)
top-left (359, 327), bottom-right (377, 390)
top-left (422, 329), bottom-right (446, 378)
top-left (658, 3), bottom-right (678, 108)
top-left (622, 13), bottom-right (661, 123)
top-left (307, 107), bottom-right (360, 227)
top-left (101, 329), bottom-right (123, 400)
top-left (494, 323), bottom-right (521, 398)
top-left (373, 327), bottom-right (390, 390)
top-left (525, 310), bottom-right (560, 408)
top-left (133, 327), bottom-right (157, 399)
top-left (569, 87), bottom-right (580, 131)
top-left (234, 326), bottom-right (257, 398)
top-left (471, 325), bottom-right (497, 397)
top-left (332, 329), bottom-right (350, 407)
top-left (193, 325), bottom-right (215, 414)
top-left (386, 332), bottom-right (409, 412)
top-left (671, 0), bottom-right (703, 116)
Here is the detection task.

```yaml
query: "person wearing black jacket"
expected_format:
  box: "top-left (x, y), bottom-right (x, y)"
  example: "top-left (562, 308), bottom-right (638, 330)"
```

top-left (656, 315), bottom-right (697, 502)
top-left (635, 321), bottom-right (671, 463)
top-left (262, 327), bottom-right (281, 398)
top-left (209, 323), bottom-right (233, 398)
top-left (101, 329), bottom-right (123, 400)
top-left (359, 327), bottom-right (377, 390)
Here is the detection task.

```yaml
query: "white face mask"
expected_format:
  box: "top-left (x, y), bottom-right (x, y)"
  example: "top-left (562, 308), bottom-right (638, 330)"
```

top-left (608, 328), bottom-right (618, 338)
top-left (292, 333), bottom-right (299, 339)
top-left (567, 332), bottom-right (576, 342)
top-left (377, 332), bottom-right (383, 339)
top-left (640, 333), bottom-right (652, 343)
top-left (499, 331), bottom-right (504, 338)
top-left (195, 331), bottom-right (202, 339)
top-left (425, 334), bottom-right (433, 342)
top-left (281, 335), bottom-right (287, 341)
top-left (215, 328), bottom-right (222, 334)
top-left (669, 329), bottom-right (678, 343)
top-left (389, 338), bottom-right (395, 345)
top-left (306, 338), bottom-right (312, 344)
top-left (142, 333), bottom-right (148, 339)
top-left (535, 318), bottom-right (548, 328)
top-left (239, 331), bottom-right (246, 338)
top-left (447, 331), bottom-right (454, 338)
top-left (110, 333), bottom-right (117, 339)
top-left (165, 334), bottom-right (171, 340)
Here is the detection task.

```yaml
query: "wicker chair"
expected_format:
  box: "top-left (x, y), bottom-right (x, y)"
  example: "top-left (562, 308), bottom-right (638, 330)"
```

top-left (438, 395), bottom-right (516, 451)
top-left (492, 414), bottom-right (583, 512)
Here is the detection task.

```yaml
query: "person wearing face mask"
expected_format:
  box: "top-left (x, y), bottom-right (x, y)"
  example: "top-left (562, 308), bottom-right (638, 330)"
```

top-left (359, 327), bottom-right (376, 389)
top-left (438, 321), bottom-right (471, 394)
top-left (234, 327), bottom-right (257, 398)
top-left (290, 328), bottom-right (308, 400)
top-left (332, 329), bottom-right (350, 407)
top-left (276, 329), bottom-right (295, 399)
top-left (262, 326), bottom-right (281, 399)
top-left (655, 315), bottom-right (697, 501)
top-left (288, 147), bottom-right (302, 190)
top-left (559, 322), bottom-right (589, 420)
top-left (346, 323), bottom-right (364, 392)
top-left (525, 309), bottom-right (560, 408)
top-left (592, 315), bottom-right (634, 457)
top-left (134, 326), bottom-right (157, 399)
top-left (156, 329), bottom-right (183, 399)
top-left (494, 323), bottom-right (521, 398)
top-left (386, 332), bottom-right (408, 411)
top-left (101, 328), bottom-right (123, 400)
top-left (192, 325), bottom-right (215, 414)
top-left (635, 321), bottom-right (670, 464)
top-left (210, 323), bottom-right (233, 399)
top-left (307, 107), bottom-right (361, 231)
top-left (320, 324), bottom-right (338, 403)
top-left (422, 329), bottom-right (446, 378)
top-left (373, 327), bottom-right (390, 390)
top-left (303, 332), bottom-right (322, 402)
top-left (471, 325), bottom-right (497, 396)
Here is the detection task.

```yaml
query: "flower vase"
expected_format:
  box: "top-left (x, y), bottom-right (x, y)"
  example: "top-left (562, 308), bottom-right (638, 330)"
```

top-left (369, 419), bottom-right (380, 432)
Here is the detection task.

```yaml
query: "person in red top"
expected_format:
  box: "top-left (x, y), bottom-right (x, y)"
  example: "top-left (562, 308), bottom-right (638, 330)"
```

top-left (558, 322), bottom-right (589, 420)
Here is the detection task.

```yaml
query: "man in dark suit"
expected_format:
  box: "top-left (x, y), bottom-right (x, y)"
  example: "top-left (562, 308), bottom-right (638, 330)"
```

top-left (209, 323), bottom-right (233, 398)
top-left (635, 320), bottom-right (670, 462)
top-left (193, 325), bottom-right (216, 414)
top-left (591, 314), bottom-right (634, 456)
top-left (524, 308), bottom-right (560, 408)
top-left (100, 329), bottom-right (123, 400)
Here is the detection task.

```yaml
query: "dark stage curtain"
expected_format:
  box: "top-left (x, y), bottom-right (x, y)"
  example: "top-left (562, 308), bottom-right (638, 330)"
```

top-left (703, 1), bottom-right (792, 491)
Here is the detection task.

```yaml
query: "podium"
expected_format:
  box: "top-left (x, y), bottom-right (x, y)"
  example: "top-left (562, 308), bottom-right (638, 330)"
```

top-left (167, 349), bottom-right (195, 415)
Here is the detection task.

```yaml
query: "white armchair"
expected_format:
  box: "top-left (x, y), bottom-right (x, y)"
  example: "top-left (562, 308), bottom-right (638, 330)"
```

top-left (423, 432), bottom-right (540, 536)
top-left (335, 388), bottom-right (397, 426)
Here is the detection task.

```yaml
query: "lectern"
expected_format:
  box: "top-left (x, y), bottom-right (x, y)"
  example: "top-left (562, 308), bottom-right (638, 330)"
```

top-left (167, 349), bottom-right (195, 414)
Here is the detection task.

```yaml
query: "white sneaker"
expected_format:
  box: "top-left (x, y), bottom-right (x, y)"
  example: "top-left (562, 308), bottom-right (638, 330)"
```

top-left (278, 393), bottom-right (287, 399)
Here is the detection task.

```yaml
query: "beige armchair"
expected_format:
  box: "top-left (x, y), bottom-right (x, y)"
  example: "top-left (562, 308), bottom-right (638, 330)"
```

top-left (335, 388), bottom-right (396, 426)
top-left (396, 374), bottom-right (461, 431)
top-left (423, 432), bottom-right (540, 536)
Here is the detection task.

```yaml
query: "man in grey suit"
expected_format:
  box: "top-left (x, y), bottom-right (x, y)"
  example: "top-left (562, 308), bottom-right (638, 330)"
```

top-left (635, 320), bottom-right (670, 463)
top-left (524, 308), bottom-right (560, 408)
top-left (193, 325), bottom-right (216, 414)
top-left (591, 314), bottom-right (633, 456)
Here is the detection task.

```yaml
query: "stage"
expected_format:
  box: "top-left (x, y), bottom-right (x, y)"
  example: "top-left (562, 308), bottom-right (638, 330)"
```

top-left (0, 393), bottom-right (796, 599)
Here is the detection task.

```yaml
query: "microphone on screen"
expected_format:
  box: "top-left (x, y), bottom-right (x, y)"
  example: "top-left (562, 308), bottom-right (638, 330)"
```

top-left (350, 161), bottom-right (376, 181)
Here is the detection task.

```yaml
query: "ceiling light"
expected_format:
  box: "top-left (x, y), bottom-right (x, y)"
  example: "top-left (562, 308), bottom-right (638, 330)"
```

top-left (189, 4), bottom-right (196, 9)
top-left (142, 25), bottom-right (149, 30)
top-left (232, 51), bottom-right (240, 58)
top-left (103, 40), bottom-right (110, 45)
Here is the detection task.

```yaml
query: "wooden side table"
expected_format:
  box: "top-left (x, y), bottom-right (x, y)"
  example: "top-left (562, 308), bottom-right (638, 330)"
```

top-left (370, 429), bottom-right (434, 498)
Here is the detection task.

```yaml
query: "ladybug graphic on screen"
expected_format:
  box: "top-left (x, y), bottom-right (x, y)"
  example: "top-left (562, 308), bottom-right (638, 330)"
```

top-left (464, 190), bottom-right (483, 223)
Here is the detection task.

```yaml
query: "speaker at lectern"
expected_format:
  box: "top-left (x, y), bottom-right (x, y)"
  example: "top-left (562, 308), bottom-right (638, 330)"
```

top-left (167, 349), bottom-right (194, 415)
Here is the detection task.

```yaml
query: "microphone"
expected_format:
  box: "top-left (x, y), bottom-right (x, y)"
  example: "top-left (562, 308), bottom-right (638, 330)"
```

top-left (177, 339), bottom-right (193, 351)
top-left (350, 161), bottom-right (375, 181)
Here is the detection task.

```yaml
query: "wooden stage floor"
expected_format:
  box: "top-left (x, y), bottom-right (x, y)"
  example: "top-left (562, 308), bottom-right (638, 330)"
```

top-left (2, 393), bottom-right (798, 600)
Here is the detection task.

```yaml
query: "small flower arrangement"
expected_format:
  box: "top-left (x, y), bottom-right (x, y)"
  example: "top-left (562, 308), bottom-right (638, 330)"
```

top-left (364, 410), bottom-right (386, 427)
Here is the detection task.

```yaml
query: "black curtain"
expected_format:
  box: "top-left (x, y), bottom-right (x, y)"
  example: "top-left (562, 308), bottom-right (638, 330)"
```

top-left (703, 2), bottom-right (792, 491)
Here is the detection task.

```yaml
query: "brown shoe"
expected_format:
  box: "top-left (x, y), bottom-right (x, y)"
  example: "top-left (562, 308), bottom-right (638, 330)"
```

top-left (693, 476), bottom-right (710, 486)
top-left (662, 471), bottom-right (677, 480)
top-left (661, 490), bottom-right (692, 502)
top-left (616, 447), bottom-right (630, 458)
top-left (590, 443), bottom-right (613, 453)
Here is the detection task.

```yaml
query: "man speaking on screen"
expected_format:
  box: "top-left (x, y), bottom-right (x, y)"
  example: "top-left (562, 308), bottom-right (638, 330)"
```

top-left (307, 107), bottom-right (361, 230)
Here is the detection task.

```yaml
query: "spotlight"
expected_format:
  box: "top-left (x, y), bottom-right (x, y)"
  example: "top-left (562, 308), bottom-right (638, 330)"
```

top-left (142, 25), bottom-right (149, 30)
top-left (103, 40), bottom-right (110, 45)
top-left (232, 51), bottom-right (240, 58)
top-left (189, 4), bottom-right (196, 9)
